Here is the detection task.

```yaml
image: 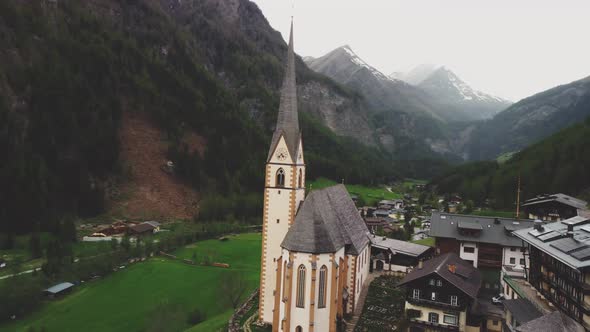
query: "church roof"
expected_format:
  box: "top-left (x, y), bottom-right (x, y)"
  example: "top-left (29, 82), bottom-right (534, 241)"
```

top-left (281, 185), bottom-right (370, 255)
top-left (268, 20), bottom-right (301, 162)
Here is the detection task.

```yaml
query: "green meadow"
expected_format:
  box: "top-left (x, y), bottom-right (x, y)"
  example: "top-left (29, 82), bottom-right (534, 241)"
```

top-left (0, 233), bottom-right (262, 332)
top-left (310, 177), bottom-right (402, 206)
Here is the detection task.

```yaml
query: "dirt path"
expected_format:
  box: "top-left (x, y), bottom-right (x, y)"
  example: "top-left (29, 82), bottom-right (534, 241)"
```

top-left (110, 112), bottom-right (202, 220)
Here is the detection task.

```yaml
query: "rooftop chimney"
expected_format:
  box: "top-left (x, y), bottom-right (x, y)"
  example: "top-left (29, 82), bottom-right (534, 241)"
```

top-left (567, 223), bottom-right (575, 237)
top-left (448, 264), bottom-right (456, 274)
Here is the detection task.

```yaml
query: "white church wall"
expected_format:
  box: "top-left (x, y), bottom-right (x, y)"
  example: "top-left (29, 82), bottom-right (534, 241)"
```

top-left (289, 252), bottom-right (312, 332)
top-left (313, 248), bottom-right (345, 332)
top-left (261, 138), bottom-right (298, 323)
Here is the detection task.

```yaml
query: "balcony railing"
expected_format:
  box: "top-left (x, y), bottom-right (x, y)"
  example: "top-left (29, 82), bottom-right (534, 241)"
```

top-left (408, 297), bottom-right (462, 311)
top-left (478, 258), bottom-right (502, 268)
top-left (409, 319), bottom-right (459, 331)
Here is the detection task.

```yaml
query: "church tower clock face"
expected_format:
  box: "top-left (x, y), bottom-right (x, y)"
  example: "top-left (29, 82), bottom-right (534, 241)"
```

top-left (276, 148), bottom-right (287, 161)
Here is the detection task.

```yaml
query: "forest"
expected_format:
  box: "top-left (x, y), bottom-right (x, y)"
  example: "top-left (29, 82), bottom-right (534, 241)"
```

top-left (0, 0), bottom-right (436, 234)
top-left (431, 116), bottom-right (590, 209)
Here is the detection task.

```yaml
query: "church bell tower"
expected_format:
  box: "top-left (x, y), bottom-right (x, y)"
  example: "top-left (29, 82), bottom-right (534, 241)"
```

top-left (259, 21), bottom-right (306, 324)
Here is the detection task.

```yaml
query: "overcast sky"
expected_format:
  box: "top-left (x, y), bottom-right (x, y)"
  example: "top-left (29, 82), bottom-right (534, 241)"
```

top-left (251, 0), bottom-right (590, 101)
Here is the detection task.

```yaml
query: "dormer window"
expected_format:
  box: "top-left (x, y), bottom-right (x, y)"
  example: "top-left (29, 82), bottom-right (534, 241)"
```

top-left (276, 168), bottom-right (285, 187)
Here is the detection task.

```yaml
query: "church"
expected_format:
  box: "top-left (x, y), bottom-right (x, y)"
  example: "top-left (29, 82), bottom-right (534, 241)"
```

top-left (258, 21), bottom-right (371, 332)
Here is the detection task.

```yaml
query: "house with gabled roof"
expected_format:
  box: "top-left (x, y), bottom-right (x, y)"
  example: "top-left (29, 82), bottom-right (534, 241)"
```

top-left (398, 253), bottom-right (483, 332)
top-left (522, 193), bottom-right (588, 222)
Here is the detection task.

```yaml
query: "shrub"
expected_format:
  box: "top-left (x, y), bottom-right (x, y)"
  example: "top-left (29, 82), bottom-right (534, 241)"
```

top-left (186, 308), bottom-right (206, 325)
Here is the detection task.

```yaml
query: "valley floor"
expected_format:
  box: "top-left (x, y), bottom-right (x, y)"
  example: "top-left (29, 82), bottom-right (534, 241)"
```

top-left (0, 233), bottom-right (261, 332)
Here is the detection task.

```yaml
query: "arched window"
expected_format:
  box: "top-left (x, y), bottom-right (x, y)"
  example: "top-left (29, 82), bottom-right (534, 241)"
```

top-left (318, 265), bottom-right (328, 308)
top-left (276, 168), bottom-right (285, 187)
top-left (295, 327), bottom-right (302, 332)
top-left (282, 261), bottom-right (288, 298)
top-left (296, 264), bottom-right (306, 308)
top-left (298, 169), bottom-right (303, 188)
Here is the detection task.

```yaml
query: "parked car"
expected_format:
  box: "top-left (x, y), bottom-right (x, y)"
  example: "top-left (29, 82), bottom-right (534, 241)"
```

top-left (492, 293), bottom-right (505, 305)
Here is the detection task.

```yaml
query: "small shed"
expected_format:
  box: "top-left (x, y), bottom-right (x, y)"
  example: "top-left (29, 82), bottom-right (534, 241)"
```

top-left (128, 222), bottom-right (157, 236)
top-left (44, 282), bottom-right (75, 298)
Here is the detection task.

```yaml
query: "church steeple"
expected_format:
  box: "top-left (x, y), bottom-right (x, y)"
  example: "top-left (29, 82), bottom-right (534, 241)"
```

top-left (259, 19), bottom-right (307, 326)
top-left (268, 20), bottom-right (300, 162)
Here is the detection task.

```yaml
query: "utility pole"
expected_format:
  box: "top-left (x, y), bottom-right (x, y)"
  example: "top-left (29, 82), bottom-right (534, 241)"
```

top-left (516, 174), bottom-right (521, 220)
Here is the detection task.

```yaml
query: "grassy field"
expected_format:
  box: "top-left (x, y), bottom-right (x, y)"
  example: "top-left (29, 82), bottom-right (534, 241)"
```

top-left (0, 233), bottom-right (261, 332)
top-left (411, 237), bottom-right (435, 247)
top-left (310, 177), bottom-right (402, 206)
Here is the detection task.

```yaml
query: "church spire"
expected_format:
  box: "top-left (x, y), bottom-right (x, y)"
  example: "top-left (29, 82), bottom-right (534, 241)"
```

top-left (268, 19), bottom-right (300, 161)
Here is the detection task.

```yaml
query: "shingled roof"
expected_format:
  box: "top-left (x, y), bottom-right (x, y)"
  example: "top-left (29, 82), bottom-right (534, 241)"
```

top-left (503, 298), bottom-right (543, 325)
top-left (516, 311), bottom-right (584, 332)
top-left (281, 185), bottom-right (370, 255)
top-left (398, 252), bottom-right (481, 298)
top-left (521, 193), bottom-right (588, 210)
top-left (267, 20), bottom-right (301, 162)
top-left (429, 212), bottom-right (534, 247)
top-left (370, 236), bottom-right (432, 258)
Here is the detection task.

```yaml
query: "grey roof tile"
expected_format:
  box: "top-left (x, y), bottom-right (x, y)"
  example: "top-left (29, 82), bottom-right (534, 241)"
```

top-left (503, 298), bottom-right (543, 324)
top-left (516, 311), bottom-right (584, 332)
top-left (370, 236), bottom-right (432, 257)
top-left (429, 212), bottom-right (534, 247)
top-left (398, 252), bottom-right (481, 298)
top-left (281, 185), bottom-right (370, 255)
top-left (268, 21), bottom-right (301, 162)
top-left (521, 193), bottom-right (588, 210)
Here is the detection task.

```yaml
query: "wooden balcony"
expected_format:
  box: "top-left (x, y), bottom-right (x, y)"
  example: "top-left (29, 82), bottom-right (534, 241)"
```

top-left (478, 258), bottom-right (502, 268)
top-left (409, 319), bottom-right (459, 331)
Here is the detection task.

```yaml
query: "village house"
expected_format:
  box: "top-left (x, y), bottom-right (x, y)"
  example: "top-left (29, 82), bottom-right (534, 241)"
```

top-left (363, 217), bottom-right (399, 234)
top-left (521, 193), bottom-right (588, 222)
top-left (398, 253), bottom-right (485, 332)
top-left (128, 221), bottom-right (159, 236)
top-left (429, 212), bottom-right (533, 269)
top-left (379, 199), bottom-right (404, 210)
top-left (369, 235), bottom-right (433, 273)
top-left (513, 214), bottom-right (590, 330)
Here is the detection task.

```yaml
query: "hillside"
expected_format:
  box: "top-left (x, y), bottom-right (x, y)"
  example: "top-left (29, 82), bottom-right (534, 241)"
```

top-left (392, 65), bottom-right (511, 122)
top-left (431, 117), bottom-right (590, 208)
top-left (0, 0), bottom-right (437, 233)
top-left (305, 46), bottom-right (457, 158)
top-left (465, 75), bottom-right (590, 160)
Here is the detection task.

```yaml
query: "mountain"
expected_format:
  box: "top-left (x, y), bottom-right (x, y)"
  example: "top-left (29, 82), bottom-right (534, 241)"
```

top-left (390, 64), bottom-right (441, 85)
top-left (2, 0), bottom-right (442, 233)
top-left (305, 46), bottom-right (442, 121)
top-left (305, 46), bottom-right (463, 157)
top-left (465, 75), bottom-right (590, 160)
top-left (430, 117), bottom-right (590, 209)
top-left (392, 65), bottom-right (512, 121)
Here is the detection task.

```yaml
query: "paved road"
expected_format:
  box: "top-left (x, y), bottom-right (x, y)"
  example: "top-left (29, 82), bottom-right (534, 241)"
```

top-left (0, 269), bottom-right (35, 280)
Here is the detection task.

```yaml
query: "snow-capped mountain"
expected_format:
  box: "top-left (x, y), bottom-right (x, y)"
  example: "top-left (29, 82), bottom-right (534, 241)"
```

top-left (305, 46), bottom-right (443, 121)
top-left (390, 64), bottom-right (441, 85)
top-left (392, 65), bottom-right (512, 121)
